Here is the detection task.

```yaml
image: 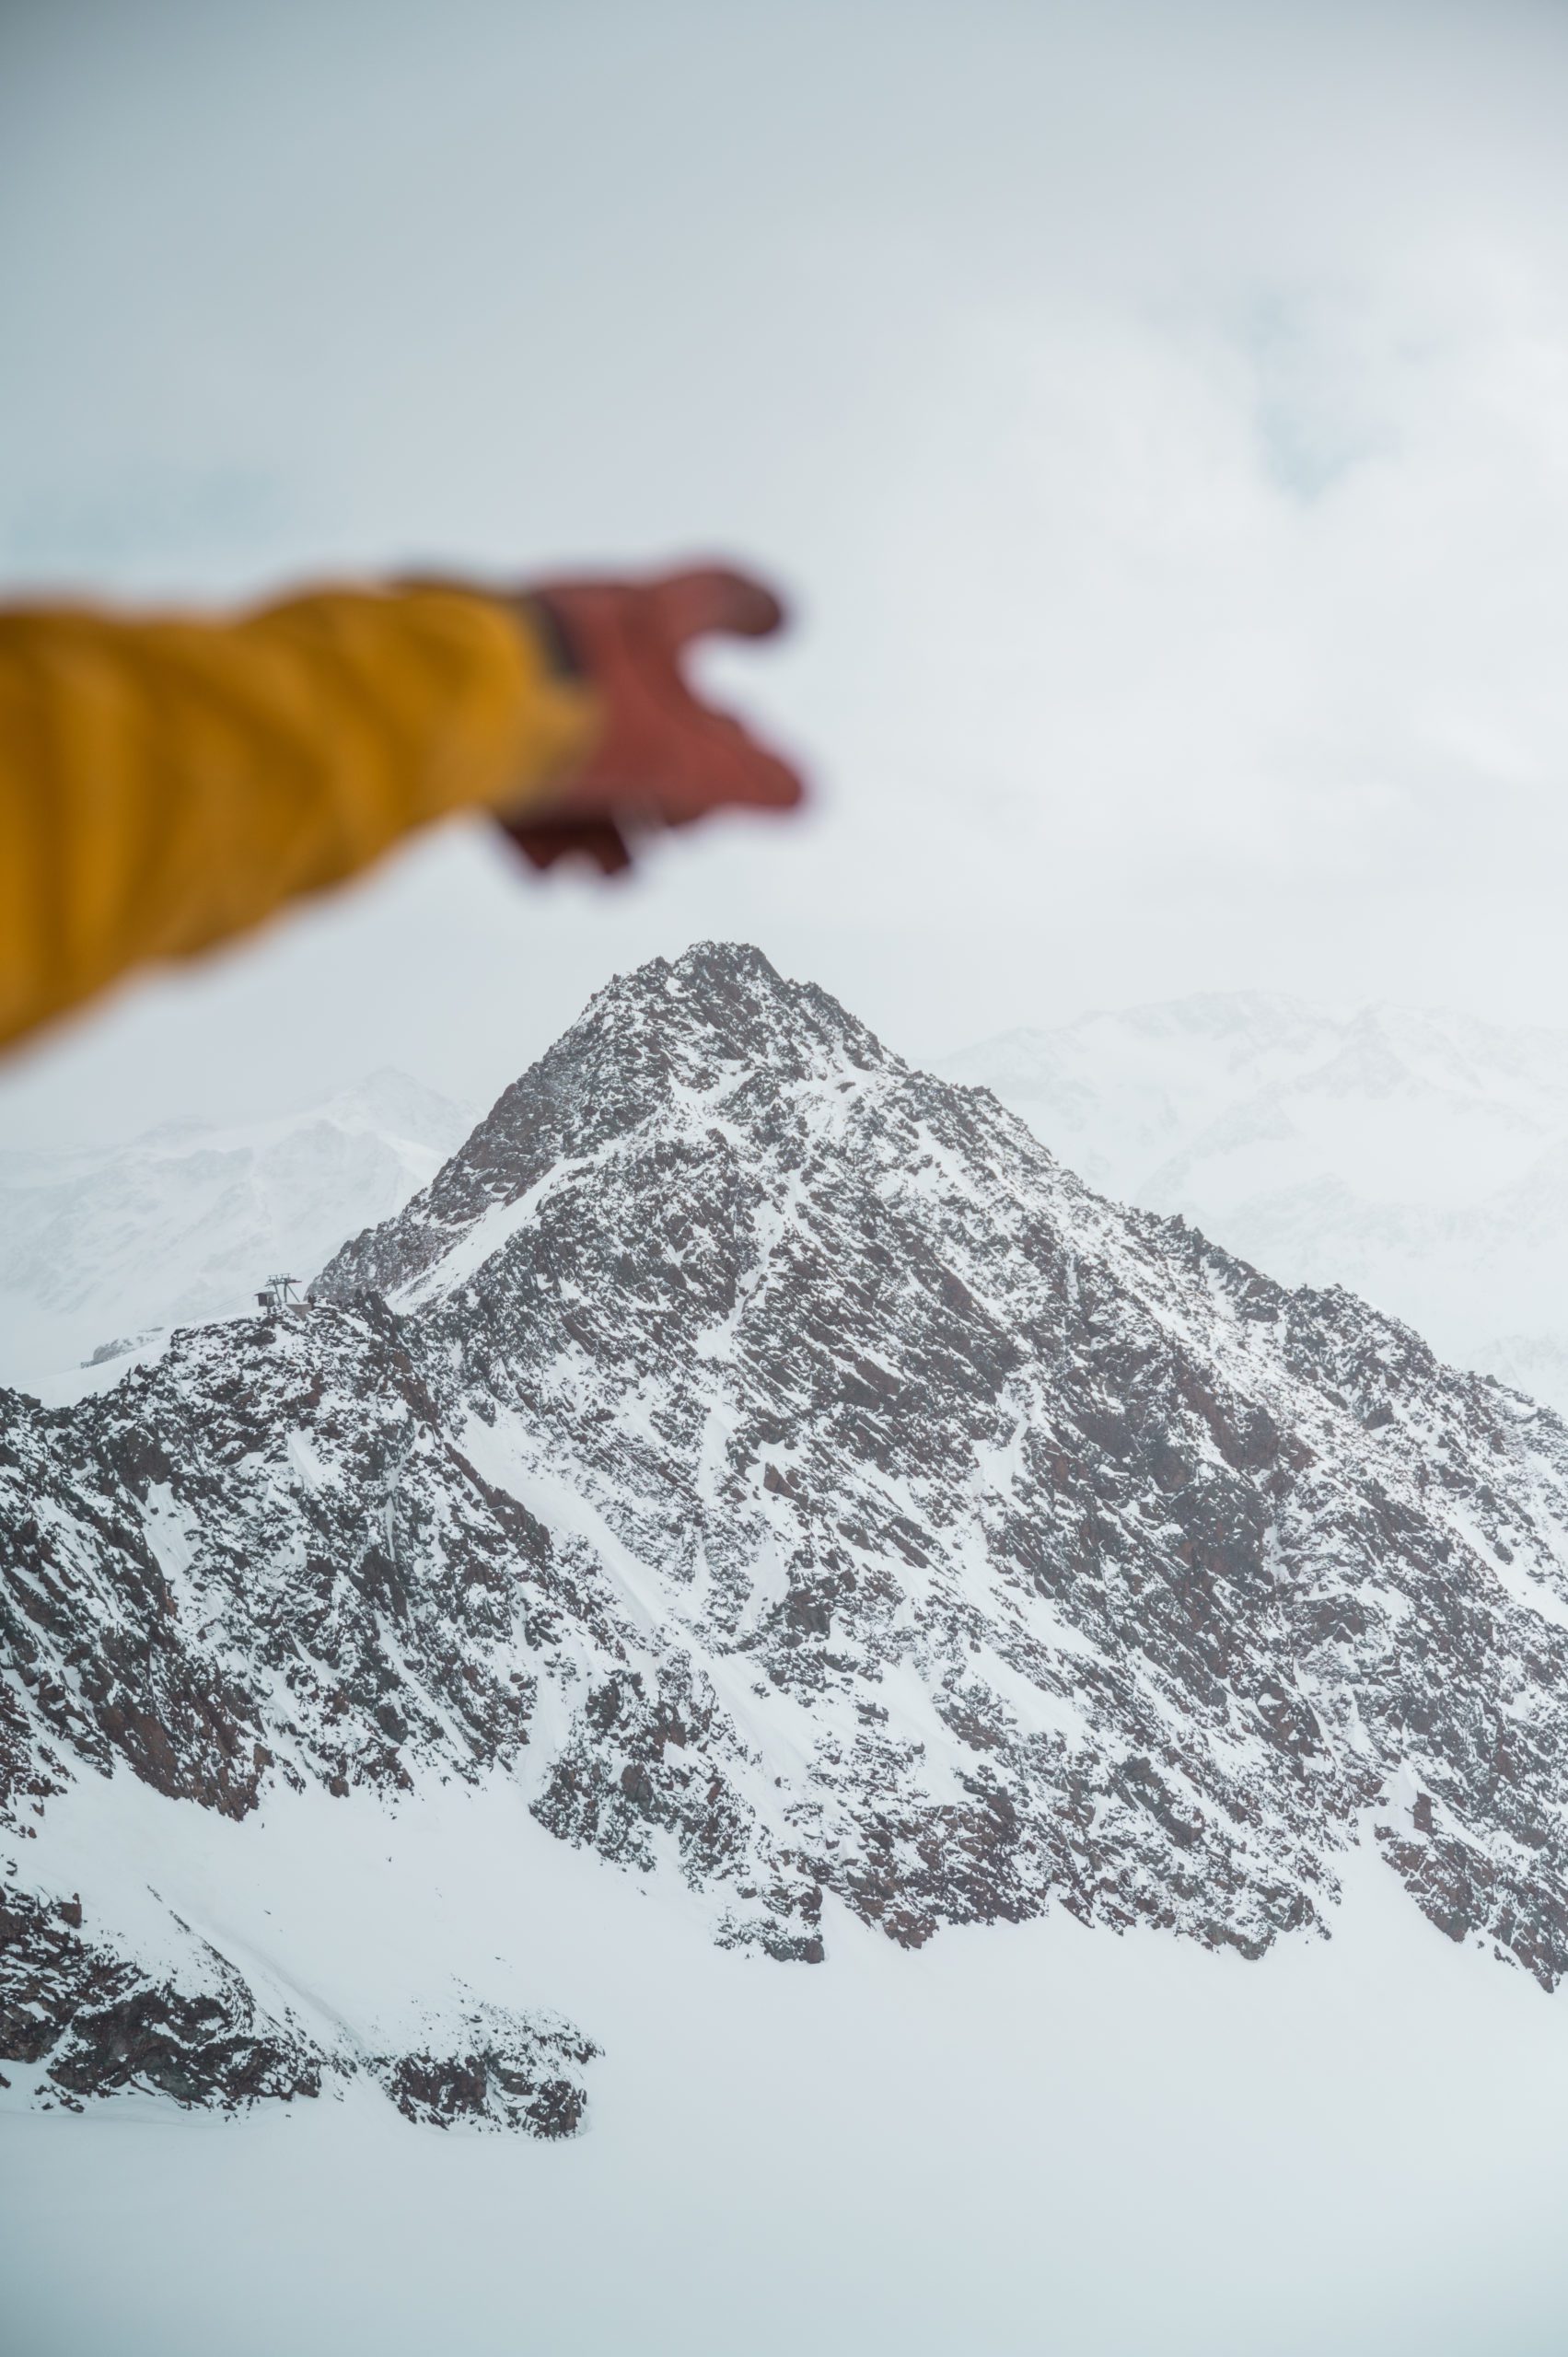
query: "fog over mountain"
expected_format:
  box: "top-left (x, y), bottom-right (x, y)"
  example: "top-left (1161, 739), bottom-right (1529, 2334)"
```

top-left (941, 993), bottom-right (1568, 1412)
top-left (0, 1070), bottom-right (474, 1395)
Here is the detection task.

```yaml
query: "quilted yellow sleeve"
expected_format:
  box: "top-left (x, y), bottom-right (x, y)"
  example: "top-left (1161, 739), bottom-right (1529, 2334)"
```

top-left (0, 585), bottom-right (599, 1049)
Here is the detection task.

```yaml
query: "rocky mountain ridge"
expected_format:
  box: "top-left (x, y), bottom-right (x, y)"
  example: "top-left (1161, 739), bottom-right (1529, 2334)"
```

top-left (7, 944), bottom-right (1568, 2130)
top-left (938, 991), bottom-right (1568, 1411)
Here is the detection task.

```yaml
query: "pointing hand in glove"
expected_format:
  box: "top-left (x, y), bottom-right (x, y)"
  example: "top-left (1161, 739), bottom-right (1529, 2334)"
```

top-left (0, 558), bottom-right (806, 1049)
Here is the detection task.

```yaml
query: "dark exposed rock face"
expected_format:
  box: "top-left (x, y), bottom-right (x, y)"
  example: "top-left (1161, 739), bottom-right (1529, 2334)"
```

top-left (0, 1879), bottom-right (598, 2134)
top-left (0, 1307), bottom-right (556, 1828)
top-left (0, 1886), bottom-right (321, 2110)
top-left (8, 941), bottom-right (1568, 2119)
top-left (368, 2008), bottom-right (598, 2136)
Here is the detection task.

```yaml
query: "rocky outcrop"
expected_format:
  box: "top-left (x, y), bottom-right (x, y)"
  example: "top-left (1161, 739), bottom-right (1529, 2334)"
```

top-left (0, 1876), bottom-right (600, 2132)
top-left (9, 942), bottom-right (1568, 2122)
top-left (367, 2007), bottom-right (598, 2135)
top-left (0, 1884), bottom-right (322, 2111)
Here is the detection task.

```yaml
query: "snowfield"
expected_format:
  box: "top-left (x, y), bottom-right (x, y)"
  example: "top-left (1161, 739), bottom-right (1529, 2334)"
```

top-left (6, 1781), bottom-right (1568, 2356)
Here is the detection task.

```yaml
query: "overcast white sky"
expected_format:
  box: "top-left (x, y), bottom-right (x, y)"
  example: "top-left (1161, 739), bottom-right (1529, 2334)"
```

top-left (4, 0), bottom-right (1568, 1144)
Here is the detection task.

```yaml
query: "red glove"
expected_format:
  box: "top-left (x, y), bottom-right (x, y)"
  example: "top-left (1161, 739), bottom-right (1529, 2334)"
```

top-left (503, 564), bottom-right (805, 875)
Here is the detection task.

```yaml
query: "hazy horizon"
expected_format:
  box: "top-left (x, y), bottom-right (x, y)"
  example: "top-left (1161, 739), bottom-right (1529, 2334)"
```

top-left (5, 0), bottom-right (1568, 1144)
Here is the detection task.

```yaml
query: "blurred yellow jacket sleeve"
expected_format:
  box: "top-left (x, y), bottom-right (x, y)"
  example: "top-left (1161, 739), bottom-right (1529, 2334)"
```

top-left (0, 586), bottom-right (599, 1050)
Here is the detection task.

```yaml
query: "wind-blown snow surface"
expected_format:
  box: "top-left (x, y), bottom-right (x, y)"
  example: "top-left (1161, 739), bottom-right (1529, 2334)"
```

top-left (0, 1068), bottom-right (473, 1397)
top-left (11, 946), bottom-right (1568, 2351)
top-left (938, 993), bottom-right (1568, 1412)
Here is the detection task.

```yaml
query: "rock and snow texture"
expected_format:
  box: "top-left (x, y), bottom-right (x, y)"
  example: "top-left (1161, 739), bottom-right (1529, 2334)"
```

top-left (9, 945), bottom-right (1568, 2134)
top-left (0, 1855), bottom-right (597, 2135)
top-left (939, 993), bottom-right (1568, 1412)
top-left (0, 1068), bottom-right (473, 1396)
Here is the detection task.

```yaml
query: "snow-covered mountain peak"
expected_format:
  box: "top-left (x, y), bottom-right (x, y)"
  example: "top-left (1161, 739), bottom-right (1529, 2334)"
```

top-left (518, 939), bottom-right (891, 1116)
top-left (15, 949), bottom-right (1568, 2149)
top-left (312, 1066), bottom-right (475, 1152)
top-left (314, 945), bottom-right (895, 1315)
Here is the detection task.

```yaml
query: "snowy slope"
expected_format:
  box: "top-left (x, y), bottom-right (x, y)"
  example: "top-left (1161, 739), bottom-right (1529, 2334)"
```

top-left (0, 1069), bottom-right (474, 1394)
top-left (10, 1783), bottom-right (1568, 2357)
top-left (939, 993), bottom-right (1568, 1409)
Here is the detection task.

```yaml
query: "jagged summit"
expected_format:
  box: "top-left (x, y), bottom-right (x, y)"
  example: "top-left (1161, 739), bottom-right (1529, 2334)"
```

top-left (598, 940), bottom-right (885, 1059)
top-left (314, 943), bottom-right (892, 1310)
top-left (531, 938), bottom-right (893, 1117)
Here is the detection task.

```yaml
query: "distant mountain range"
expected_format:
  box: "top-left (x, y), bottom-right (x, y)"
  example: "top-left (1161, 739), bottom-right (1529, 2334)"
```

top-left (0, 1068), bottom-right (474, 1394)
top-left (938, 993), bottom-right (1568, 1411)
top-left (9, 946), bottom-right (1568, 2133)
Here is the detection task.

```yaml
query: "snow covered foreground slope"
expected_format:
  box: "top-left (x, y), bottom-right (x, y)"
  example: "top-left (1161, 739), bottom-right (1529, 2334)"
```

top-left (8, 944), bottom-right (1568, 2150)
top-left (12, 1823), bottom-right (1568, 2357)
top-left (0, 1068), bottom-right (472, 1395)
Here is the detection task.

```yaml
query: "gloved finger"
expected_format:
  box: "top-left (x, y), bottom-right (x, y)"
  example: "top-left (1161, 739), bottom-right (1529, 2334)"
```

top-left (606, 737), bottom-right (805, 827)
top-left (501, 814), bottom-right (635, 875)
top-left (563, 682), bottom-right (806, 819)
top-left (647, 567), bottom-right (787, 650)
top-left (676, 714), bottom-right (806, 813)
